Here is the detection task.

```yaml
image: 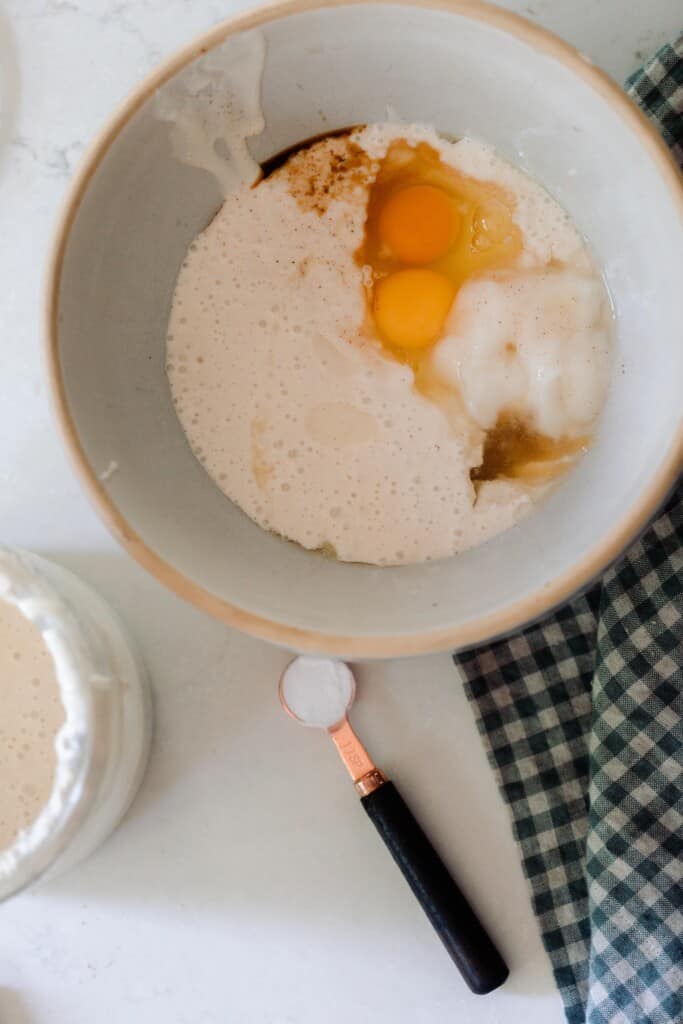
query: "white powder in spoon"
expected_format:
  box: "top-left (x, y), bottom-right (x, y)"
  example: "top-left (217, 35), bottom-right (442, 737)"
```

top-left (280, 657), bottom-right (355, 729)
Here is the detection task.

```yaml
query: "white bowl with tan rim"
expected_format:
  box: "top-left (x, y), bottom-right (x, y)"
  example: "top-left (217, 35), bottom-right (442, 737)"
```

top-left (46, 0), bottom-right (683, 658)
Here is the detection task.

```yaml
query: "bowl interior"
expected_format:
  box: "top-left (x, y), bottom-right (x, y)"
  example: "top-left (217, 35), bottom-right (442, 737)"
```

top-left (54, 1), bottom-right (683, 653)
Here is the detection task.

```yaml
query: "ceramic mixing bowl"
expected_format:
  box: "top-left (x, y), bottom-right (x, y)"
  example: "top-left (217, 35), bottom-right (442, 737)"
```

top-left (47, 0), bottom-right (683, 657)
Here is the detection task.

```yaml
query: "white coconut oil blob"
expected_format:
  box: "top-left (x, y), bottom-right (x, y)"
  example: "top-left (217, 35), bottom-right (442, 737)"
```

top-left (280, 657), bottom-right (355, 729)
top-left (433, 269), bottom-right (612, 438)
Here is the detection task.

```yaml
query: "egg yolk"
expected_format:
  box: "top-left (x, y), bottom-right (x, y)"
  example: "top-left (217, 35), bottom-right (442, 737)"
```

top-left (378, 185), bottom-right (457, 264)
top-left (351, 137), bottom-right (583, 485)
top-left (373, 269), bottom-right (456, 350)
top-left (359, 140), bottom-right (522, 363)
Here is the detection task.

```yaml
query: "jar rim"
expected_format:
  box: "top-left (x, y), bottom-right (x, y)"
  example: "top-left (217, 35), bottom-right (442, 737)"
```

top-left (0, 549), bottom-right (100, 901)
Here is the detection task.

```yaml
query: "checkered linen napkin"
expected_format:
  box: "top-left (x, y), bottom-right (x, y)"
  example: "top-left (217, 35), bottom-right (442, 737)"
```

top-left (454, 39), bottom-right (683, 1024)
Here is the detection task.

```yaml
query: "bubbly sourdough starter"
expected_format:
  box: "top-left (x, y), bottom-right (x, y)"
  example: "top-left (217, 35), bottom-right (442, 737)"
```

top-left (0, 597), bottom-right (64, 851)
top-left (167, 123), bottom-right (612, 565)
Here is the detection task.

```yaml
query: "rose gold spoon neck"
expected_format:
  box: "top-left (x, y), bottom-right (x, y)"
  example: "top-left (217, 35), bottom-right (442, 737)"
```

top-left (329, 718), bottom-right (387, 796)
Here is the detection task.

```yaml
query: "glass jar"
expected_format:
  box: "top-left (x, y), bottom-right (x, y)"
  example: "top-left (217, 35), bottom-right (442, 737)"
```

top-left (0, 548), bottom-right (152, 901)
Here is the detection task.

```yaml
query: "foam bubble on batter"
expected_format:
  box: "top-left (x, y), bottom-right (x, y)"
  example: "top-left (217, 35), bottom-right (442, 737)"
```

top-left (166, 124), bottom-right (613, 566)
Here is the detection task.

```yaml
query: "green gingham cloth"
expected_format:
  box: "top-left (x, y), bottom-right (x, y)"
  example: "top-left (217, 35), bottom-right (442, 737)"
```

top-left (455, 39), bottom-right (683, 1024)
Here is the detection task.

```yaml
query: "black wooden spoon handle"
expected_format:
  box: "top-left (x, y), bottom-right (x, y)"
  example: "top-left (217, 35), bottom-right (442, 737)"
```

top-left (361, 780), bottom-right (509, 995)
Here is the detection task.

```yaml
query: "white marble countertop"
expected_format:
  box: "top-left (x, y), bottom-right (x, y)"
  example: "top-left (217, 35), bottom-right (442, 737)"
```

top-left (0, 2), bottom-right (680, 1022)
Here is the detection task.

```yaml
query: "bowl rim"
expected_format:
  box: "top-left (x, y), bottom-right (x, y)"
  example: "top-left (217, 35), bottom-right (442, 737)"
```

top-left (45, 0), bottom-right (683, 658)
